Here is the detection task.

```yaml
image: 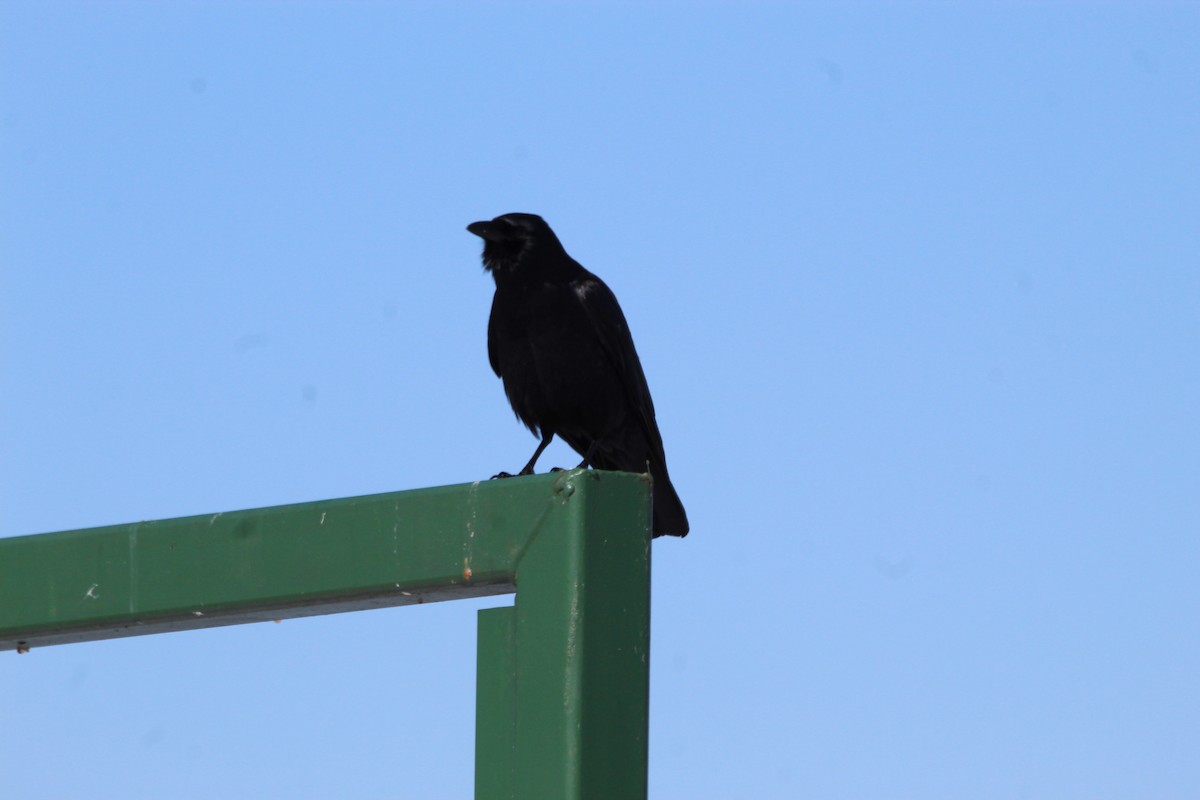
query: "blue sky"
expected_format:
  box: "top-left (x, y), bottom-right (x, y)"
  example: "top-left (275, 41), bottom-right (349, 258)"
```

top-left (2, 3), bottom-right (1197, 798)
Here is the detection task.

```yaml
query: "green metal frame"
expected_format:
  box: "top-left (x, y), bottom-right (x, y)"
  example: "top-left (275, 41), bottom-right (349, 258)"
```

top-left (0, 469), bottom-right (652, 799)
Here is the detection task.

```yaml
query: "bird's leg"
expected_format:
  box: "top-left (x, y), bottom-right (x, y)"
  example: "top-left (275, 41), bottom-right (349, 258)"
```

top-left (519, 431), bottom-right (555, 474)
top-left (492, 432), bottom-right (554, 479)
top-left (576, 439), bottom-right (599, 469)
top-left (550, 439), bottom-right (600, 472)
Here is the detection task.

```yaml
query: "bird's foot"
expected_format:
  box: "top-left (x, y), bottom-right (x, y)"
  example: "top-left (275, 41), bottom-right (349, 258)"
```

top-left (491, 467), bottom-right (538, 480)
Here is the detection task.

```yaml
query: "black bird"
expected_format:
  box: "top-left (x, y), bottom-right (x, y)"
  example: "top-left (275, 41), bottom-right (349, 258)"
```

top-left (468, 213), bottom-right (689, 537)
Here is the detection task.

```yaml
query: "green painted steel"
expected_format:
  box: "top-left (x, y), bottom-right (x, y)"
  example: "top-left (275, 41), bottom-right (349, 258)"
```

top-left (1, 469), bottom-right (652, 799)
top-left (474, 471), bottom-right (652, 799)
top-left (476, 606), bottom-right (517, 798)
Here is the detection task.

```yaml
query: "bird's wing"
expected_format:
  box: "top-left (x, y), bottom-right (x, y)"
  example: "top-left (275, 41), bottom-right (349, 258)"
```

top-left (486, 292), bottom-right (503, 378)
top-left (572, 273), bottom-right (661, 438)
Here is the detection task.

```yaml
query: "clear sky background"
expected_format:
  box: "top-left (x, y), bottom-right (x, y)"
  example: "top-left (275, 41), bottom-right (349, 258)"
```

top-left (2, 3), bottom-right (1197, 798)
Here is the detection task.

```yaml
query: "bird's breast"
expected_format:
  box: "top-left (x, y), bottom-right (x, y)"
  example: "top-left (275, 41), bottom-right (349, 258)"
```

top-left (489, 283), bottom-right (621, 434)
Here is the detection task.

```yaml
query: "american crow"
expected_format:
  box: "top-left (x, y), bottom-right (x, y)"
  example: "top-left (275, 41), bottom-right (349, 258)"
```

top-left (468, 213), bottom-right (689, 537)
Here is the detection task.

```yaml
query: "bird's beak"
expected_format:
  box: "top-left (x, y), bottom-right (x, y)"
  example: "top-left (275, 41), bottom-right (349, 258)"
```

top-left (467, 220), bottom-right (506, 242)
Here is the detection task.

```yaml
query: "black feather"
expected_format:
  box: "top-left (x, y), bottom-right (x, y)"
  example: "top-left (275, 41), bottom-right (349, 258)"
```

top-left (468, 213), bottom-right (689, 537)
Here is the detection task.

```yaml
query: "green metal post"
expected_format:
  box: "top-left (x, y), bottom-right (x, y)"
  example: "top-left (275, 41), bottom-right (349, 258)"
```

top-left (475, 469), bottom-right (652, 799)
top-left (1, 470), bottom-right (652, 799)
top-left (475, 606), bottom-right (517, 798)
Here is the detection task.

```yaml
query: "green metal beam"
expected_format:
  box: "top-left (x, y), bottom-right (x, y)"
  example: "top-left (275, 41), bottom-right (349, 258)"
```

top-left (476, 606), bottom-right (518, 798)
top-left (1, 469), bottom-right (652, 799)
top-left (474, 470), bottom-right (652, 799)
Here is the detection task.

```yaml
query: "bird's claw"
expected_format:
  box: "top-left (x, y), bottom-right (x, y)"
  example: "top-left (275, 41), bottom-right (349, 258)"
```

top-left (491, 468), bottom-right (538, 479)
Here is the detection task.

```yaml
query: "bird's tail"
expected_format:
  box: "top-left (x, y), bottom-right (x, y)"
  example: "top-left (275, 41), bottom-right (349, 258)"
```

top-left (650, 466), bottom-right (689, 538)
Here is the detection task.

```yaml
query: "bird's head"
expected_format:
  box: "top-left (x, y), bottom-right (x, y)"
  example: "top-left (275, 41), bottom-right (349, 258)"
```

top-left (467, 213), bottom-right (565, 276)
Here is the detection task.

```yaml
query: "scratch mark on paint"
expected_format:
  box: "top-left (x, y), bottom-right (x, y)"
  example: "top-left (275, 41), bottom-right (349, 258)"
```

top-left (393, 503), bottom-right (400, 557)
